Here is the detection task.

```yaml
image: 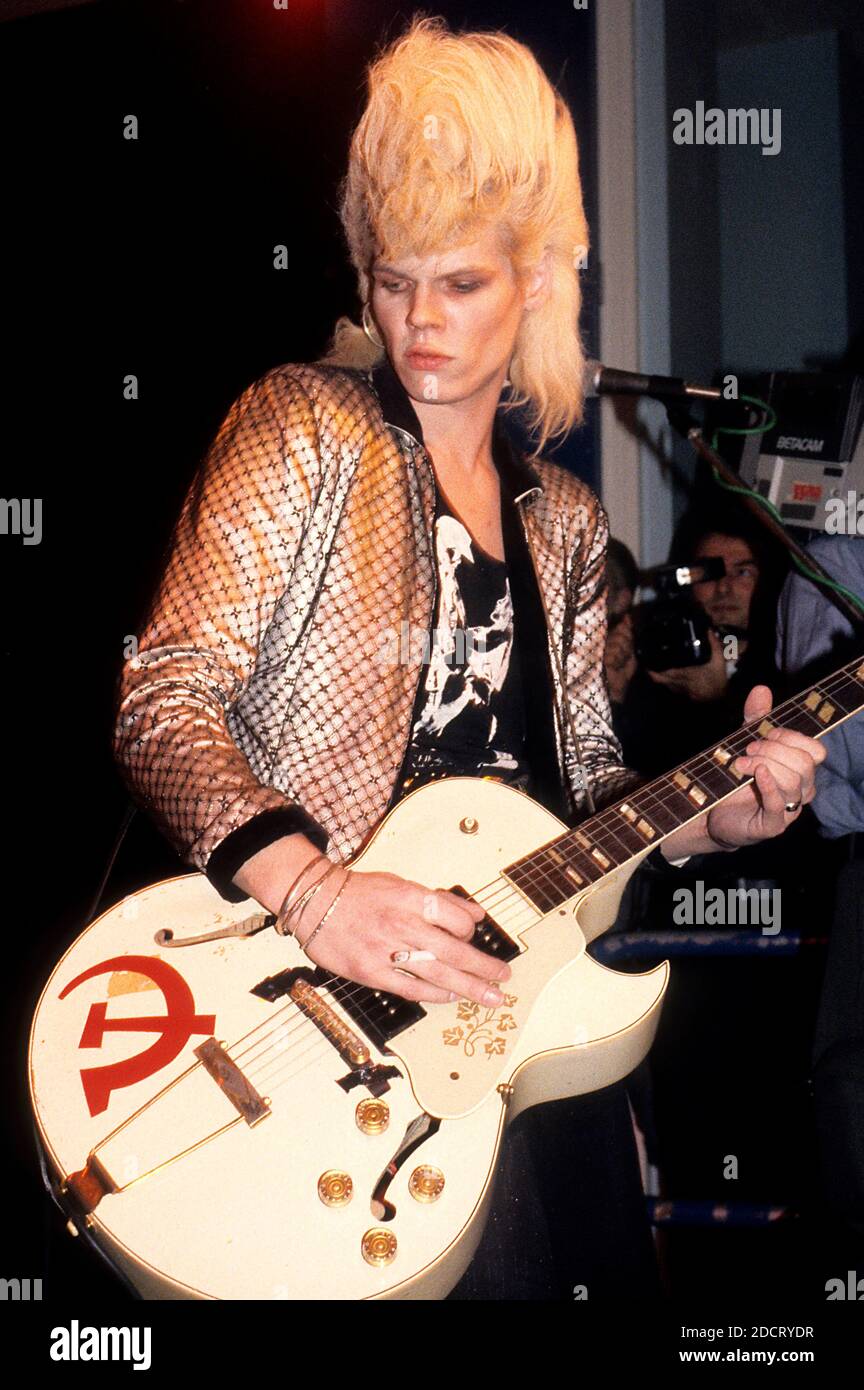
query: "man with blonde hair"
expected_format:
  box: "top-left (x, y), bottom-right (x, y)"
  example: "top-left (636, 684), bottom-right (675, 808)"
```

top-left (115, 15), bottom-right (822, 1299)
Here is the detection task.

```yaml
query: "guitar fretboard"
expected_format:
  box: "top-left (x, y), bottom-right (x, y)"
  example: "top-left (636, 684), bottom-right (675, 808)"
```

top-left (505, 655), bottom-right (864, 913)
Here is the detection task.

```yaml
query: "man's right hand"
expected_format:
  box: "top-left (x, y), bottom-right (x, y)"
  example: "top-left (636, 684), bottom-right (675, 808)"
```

top-left (232, 834), bottom-right (510, 1007)
top-left (294, 867), bottom-right (511, 1008)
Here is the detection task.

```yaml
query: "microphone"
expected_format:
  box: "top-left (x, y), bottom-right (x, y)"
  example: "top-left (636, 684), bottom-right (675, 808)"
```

top-left (583, 360), bottom-right (723, 402)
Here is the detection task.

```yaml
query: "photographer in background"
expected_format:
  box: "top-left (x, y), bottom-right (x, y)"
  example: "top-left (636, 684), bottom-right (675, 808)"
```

top-left (606, 501), bottom-right (819, 935)
top-left (605, 509), bottom-right (834, 1246)
top-left (607, 503), bottom-right (789, 778)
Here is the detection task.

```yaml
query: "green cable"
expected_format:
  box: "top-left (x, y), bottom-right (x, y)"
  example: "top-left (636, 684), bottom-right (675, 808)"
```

top-left (705, 394), bottom-right (864, 618)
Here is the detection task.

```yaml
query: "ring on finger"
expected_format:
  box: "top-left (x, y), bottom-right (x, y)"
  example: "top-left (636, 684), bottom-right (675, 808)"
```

top-left (390, 949), bottom-right (438, 965)
top-left (784, 800), bottom-right (802, 813)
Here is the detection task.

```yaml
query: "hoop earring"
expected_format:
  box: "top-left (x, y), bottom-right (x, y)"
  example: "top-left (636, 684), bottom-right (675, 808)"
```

top-left (361, 302), bottom-right (385, 350)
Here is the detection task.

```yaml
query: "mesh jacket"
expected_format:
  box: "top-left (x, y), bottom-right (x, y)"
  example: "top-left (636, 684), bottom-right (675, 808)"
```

top-left (113, 356), bottom-right (635, 902)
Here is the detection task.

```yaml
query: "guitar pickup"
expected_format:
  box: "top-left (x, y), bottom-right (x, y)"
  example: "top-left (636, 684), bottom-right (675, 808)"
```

top-left (451, 886), bottom-right (521, 962)
top-left (252, 966), bottom-right (425, 1051)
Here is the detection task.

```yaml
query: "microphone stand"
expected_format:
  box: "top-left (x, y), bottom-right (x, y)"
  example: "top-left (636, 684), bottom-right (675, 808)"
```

top-left (664, 401), bottom-right (864, 633)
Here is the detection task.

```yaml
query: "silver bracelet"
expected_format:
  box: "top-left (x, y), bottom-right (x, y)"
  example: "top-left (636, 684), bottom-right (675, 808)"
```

top-left (299, 867), bottom-right (351, 957)
top-left (276, 850), bottom-right (330, 939)
top-left (281, 861), bottom-right (341, 938)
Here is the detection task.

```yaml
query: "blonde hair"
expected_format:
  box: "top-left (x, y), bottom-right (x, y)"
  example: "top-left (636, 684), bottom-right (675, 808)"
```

top-left (322, 14), bottom-right (590, 457)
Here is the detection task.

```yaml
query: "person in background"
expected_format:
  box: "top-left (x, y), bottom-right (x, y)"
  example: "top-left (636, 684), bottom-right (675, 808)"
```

top-left (607, 503), bottom-right (821, 951)
top-left (653, 507), bottom-right (786, 723)
top-left (777, 534), bottom-right (864, 837)
top-left (605, 537), bottom-right (690, 779)
top-left (604, 537), bottom-right (639, 704)
top-left (606, 502), bottom-right (789, 778)
top-left (777, 532), bottom-right (864, 1278)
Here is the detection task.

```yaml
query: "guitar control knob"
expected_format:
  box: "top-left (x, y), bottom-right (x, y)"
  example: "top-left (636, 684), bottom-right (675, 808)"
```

top-left (355, 1099), bottom-right (389, 1134)
top-left (459, 816), bottom-right (479, 834)
top-left (318, 1171), bottom-right (353, 1207)
top-left (362, 1228), bottom-right (397, 1267)
top-left (408, 1165), bottom-right (445, 1203)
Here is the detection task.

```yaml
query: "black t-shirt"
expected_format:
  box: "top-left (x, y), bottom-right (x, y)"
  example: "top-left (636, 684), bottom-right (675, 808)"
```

top-left (394, 485), bottom-right (531, 799)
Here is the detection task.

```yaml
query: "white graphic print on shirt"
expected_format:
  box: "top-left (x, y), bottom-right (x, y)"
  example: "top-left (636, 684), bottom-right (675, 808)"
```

top-left (410, 511), bottom-right (520, 772)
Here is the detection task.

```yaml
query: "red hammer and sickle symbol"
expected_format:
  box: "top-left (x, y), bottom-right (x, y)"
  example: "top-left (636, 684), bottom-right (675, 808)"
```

top-left (59, 955), bottom-right (216, 1116)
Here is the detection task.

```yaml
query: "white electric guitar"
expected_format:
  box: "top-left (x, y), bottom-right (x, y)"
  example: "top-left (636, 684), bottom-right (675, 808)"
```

top-left (29, 656), bottom-right (864, 1299)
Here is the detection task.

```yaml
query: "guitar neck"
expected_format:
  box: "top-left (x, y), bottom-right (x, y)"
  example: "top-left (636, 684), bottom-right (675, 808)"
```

top-left (506, 654), bottom-right (864, 913)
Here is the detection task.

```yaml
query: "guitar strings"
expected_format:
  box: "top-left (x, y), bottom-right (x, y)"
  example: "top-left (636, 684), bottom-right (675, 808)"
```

top-left (238, 668), bottom-right (860, 1081)
top-left (220, 665), bottom-right (862, 1089)
top-left (513, 663), bottom-right (863, 899)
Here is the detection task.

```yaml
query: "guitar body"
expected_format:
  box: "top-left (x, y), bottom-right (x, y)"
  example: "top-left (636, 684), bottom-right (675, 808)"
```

top-left (29, 777), bottom-right (668, 1300)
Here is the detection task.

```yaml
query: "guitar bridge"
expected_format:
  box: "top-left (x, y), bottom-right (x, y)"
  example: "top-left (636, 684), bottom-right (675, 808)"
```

top-left (194, 1038), bottom-right (271, 1126)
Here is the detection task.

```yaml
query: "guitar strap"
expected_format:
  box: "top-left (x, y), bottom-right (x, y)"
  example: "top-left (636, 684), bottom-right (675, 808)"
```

top-left (82, 798), bottom-right (137, 929)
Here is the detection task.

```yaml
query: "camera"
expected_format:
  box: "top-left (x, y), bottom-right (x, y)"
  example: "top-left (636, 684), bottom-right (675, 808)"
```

top-left (632, 558), bottom-right (725, 672)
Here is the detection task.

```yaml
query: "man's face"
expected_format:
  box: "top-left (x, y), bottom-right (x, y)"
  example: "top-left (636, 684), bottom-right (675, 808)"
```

top-left (691, 532), bottom-right (759, 630)
top-left (369, 224), bottom-right (545, 408)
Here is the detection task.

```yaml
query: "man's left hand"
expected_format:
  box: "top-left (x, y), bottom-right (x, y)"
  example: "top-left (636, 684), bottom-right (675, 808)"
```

top-left (662, 684), bottom-right (826, 859)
